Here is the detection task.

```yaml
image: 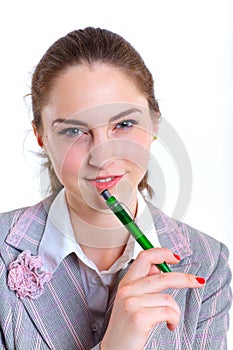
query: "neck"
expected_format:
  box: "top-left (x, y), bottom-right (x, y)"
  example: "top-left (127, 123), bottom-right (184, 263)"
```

top-left (80, 245), bottom-right (128, 271)
top-left (65, 189), bottom-right (138, 234)
top-left (65, 190), bottom-right (137, 268)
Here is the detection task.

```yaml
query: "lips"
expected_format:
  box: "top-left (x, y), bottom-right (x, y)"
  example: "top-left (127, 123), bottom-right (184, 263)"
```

top-left (86, 175), bottom-right (123, 190)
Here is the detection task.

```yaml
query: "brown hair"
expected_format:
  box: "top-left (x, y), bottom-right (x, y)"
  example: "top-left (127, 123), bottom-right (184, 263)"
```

top-left (31, 27), bottom-right (161, 197)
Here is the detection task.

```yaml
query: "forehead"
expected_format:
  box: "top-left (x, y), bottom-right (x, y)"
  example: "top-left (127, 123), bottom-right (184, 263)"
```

top-left (42, 64), bottom-right (149, 125)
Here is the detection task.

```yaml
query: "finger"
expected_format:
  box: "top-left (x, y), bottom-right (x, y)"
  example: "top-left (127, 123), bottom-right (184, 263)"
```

top-left (123, 272), bottom-right (205, 295)
top-left (128, 305), bottom-right (181, 334)
top-left (122, 248), bottom-right (180, 282)
top-left (149, 253), bottom-right (181, 275)
top-left (123, 293), bottom-right (180, 317)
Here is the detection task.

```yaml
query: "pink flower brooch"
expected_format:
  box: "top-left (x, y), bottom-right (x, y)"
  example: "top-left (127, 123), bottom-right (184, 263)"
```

top-left (8, 250), bottom-right (52, 299)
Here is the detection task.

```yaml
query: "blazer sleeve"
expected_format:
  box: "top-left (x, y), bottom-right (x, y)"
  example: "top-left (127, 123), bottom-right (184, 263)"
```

top-left (193, 242), bottom-right (232, 349)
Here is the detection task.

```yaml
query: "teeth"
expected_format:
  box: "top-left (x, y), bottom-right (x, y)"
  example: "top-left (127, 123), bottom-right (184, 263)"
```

top-left (96, 177), bottom-right (114, 183)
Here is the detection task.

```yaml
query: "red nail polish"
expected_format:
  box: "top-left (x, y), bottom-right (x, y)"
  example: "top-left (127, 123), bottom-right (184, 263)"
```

top-left (173, 253), bottom-right (181, 261)
top-left (195, 277), bottom-right (205, 284)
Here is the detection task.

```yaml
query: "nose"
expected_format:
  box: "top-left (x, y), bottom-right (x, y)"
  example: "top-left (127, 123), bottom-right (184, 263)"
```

top-left (88, 129), bottom-right (116, 168)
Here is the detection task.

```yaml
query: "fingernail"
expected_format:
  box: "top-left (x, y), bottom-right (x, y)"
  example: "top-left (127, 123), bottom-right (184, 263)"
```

top-left (173, 253), bottom-right (181, 261)
top-left (195, 277), bottom-right (205, 284)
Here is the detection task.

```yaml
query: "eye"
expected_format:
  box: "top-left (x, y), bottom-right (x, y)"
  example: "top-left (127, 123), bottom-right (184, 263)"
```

top-left (57, 127), bottom-right (84, 138)
top-left (115, 119), bottom-right (138, 130)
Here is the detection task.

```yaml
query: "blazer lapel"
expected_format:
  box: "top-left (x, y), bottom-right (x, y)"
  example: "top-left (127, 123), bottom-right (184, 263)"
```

top-left (3, 197), bottom-right (94, 350)
top-left (21, 254), bottom-right (94, 350)
top-left (148, 202), bottom-right (193, 260)
top-left (5, 196), bottom-right (53, 256)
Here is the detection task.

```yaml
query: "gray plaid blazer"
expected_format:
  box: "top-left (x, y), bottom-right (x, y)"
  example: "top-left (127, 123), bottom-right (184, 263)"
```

top-left (0, 195), bottom-right (232, 349)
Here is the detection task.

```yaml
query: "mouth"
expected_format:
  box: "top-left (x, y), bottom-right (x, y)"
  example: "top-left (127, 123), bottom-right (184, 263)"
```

top-left (86, 175), bottom-right (124, 190)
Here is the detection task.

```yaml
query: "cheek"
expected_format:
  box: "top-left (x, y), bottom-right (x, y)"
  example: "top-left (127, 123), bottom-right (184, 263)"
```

top-left (46, 142), bottom-right (86, 182)
top-left (62, 148), bottom-right (82, 176)
top-left (120, 133), bottom-right (152, 170)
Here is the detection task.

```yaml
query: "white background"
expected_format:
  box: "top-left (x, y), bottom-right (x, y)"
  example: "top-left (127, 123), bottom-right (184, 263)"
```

top-left (0, 0), bottom-right (232, 346)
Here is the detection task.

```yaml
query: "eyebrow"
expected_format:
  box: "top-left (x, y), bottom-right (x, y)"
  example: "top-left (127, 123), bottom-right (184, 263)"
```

top-left (51, 108), bottom-right (142, 127)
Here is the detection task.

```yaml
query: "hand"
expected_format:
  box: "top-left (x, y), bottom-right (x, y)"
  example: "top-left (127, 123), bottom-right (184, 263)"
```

top-left (101, 248), bottom-right (205, 350)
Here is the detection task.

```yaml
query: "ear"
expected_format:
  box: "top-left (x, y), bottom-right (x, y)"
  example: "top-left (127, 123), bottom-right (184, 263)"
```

top-left (32, 122), bottom-right (44, 148)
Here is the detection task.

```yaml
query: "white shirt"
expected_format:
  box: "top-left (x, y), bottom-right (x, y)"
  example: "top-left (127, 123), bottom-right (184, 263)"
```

top-left (38, 189), bottom-right (160, 340)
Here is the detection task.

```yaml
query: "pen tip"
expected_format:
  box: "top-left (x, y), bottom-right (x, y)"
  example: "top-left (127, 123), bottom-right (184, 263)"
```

top-left (100, 189), bottom-right (111, 200)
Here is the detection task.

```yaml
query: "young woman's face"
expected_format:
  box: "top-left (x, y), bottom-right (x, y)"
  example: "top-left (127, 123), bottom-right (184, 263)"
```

top-left (41, 64), bottom-right (156, 210)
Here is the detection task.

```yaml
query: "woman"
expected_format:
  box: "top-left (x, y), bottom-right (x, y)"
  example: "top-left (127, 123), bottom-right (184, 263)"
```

top-left (0, 27), bottom-right (231, 350)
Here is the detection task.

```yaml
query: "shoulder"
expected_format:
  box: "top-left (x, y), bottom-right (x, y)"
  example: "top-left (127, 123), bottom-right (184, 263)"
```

top-left (147, 201), bottom-right (230, 275)
top-left (0, 207), bottom-right (28, 243)
top-left (0, 194), bottom-right (55, 246)
top-left (175, 216), bottom-right (230, 275)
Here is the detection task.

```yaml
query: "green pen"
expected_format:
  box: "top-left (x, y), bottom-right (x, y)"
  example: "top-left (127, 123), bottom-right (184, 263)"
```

top-left (100, 189), bottom-right (171, 273)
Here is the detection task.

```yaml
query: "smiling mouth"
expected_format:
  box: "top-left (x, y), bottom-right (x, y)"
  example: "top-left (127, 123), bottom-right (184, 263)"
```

top-left (86, 175), bottom-right (124, 189)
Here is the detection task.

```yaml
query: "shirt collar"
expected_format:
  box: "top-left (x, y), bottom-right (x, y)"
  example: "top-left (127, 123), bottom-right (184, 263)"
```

top-left (38, 189), bottom-right (160, 273)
